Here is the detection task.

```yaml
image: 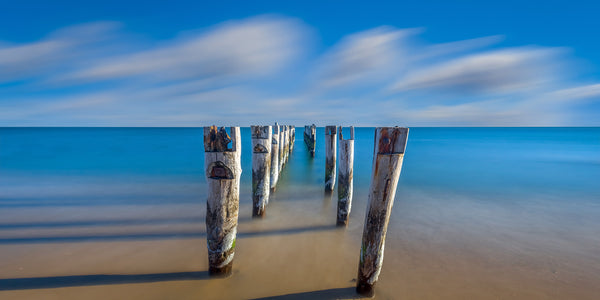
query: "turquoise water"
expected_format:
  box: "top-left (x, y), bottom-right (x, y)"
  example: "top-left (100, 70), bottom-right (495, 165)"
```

top-left (1, 127), bottom-right (598, 205)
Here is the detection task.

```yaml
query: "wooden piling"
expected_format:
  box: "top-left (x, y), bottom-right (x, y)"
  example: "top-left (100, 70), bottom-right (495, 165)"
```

top-left (284, 125), bottom-right (290, 164)
top-left (324, 126), bottom-right (337, 192)
top-left (337, 126), bottom-right (354, 226)
top-left (279, 125), bottom-right (284, 172)
top-left (282, 125), bottom-right (288, 166)
top-left (203, 126), bottom-right (242, 276)
top-left (304, 124), bottom-right (316, 157)
top-left (356, 127), bottom-right (409, 296)
top-left (270, 123), bottom-right (280, 191)
top-left (290, 126), bottom-right (295, 153)
top-left (251, 125), bottom-right (272, 217)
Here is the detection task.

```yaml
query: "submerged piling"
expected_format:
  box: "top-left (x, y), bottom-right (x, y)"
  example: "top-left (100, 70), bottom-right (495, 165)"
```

top-left (203, 126), bottom-right (242, 276)
top-left (270, 123), bottom-right (280, 191)
top-left (337, 126), bottom-right (354, 226)
top-left (251, 125), bottom-right (272, 217)
top-left (356, 127), bottom-right (409, 296)
top-left (304, 124), bottom-right (316, 157)
top-left (324, 125), bottom-right (337, 192)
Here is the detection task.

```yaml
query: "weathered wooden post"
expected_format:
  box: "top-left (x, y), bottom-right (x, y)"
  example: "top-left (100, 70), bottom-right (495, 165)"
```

top-left (337, 126), bottom-right (354, 226)
top-left (279, 126), bottom-right (285, 172)
top-left (284, 125), bottom-right (290, 164)
top-left (290, 126), bottom-right (295, 153)
top-left (251, 125), bottom-right (272, 217)
top-left (304, 124), bottom-right (316, 157)
top-left (282, 125), bottom-right (288, 166)
top-left (203, 126), bottom-right (242, 276)
top-left (357, 127), bottom-right (409, 296)
top-left (324, 126), bottom-right (337, 192)
top-left (270, 123), bottom-right (280, 192)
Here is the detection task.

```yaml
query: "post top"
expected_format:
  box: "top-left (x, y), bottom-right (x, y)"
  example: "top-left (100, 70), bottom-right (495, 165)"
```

top-left (325, 125), bottom-right (337, 135)
top-left (251, 125), bottom-right (271, 139)
top-left (339, 126), bottom-right (355, 141)
top-left (376, 127), bottom-right (409, 154)
top-left (204, 126), bottom-right (239, 152)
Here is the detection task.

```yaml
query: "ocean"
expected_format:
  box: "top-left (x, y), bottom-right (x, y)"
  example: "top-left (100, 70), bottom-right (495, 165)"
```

top-left (0, 127), bottom-right (599, 299)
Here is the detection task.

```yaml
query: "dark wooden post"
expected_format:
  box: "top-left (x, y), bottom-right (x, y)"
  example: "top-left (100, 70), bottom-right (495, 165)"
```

top-left (251, 125), bottom-right (271, 217)
top-left (356, 127), bottom-right (409, 296)
top-left (203, 126), bottom-right (242, 276)
top-left (337, 126), bottom-right (354, 226)
top-left (304, 124), bottom-right (316, 157)
top-left (270, 123), bottom-right (280, 192)
top-left (288, 125), bottom-right (291, 161)
top-left (324, 125), bottom-right (337, 192)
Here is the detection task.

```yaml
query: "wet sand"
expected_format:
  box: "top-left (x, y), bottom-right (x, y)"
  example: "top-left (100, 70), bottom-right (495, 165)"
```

top-left (1, 187), bottom-right (599, 300)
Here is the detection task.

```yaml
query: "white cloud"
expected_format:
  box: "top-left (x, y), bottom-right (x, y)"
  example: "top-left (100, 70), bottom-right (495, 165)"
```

top-left (63, 16), bottom-right (307, 83)
top-left (0, 22), bottom-right (121, 82)
top-left (548, 83), bottom-right (600, 102)
top-left (315, 27), bottom-right (418, 88)
top-left (391, 47), bottom-right (565, 94)
top-left (413, 35), bottom-right (504, 61)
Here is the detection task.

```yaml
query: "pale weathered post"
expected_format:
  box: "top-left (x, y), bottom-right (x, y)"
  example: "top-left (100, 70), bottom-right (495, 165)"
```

top-left (270, 123), bottom-right (280, 192)
top-left (203, 126), bottom-right (242, 276)
top-left (324, 126), bottom-right (337, 192)
top-left (251, 125), bottom-right (272, 217)
top-left (279, 126), bottom-right (285, 172)
top-left (285, 125), bottom-right (291, 163)
top-left (304, 124), bottom-right (316, 157)
top-left (357, 127), bottom-right (409, 296)
top-left (337, 126), bottom-right (354, 226)
top-left (282, 125), bottom-right (288, 166)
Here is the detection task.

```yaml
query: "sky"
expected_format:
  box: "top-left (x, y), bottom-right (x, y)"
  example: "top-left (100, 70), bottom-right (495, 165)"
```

top-left (1, 0), bottom-right (599, 126)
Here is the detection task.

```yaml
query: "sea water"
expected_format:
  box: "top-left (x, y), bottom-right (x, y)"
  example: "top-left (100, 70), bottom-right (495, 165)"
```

top-left (0, 127), bottom-right (599, 299)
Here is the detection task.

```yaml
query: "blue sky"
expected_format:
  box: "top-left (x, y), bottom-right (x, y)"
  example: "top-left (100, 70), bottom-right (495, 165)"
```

top-left (1, 0), bottom-right (599, 126)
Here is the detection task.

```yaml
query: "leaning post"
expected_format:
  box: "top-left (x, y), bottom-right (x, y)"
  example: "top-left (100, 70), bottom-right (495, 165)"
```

top-left (270, 123), bottom-right (280, 192)
top-left (251, 125), bottom-right (272, 217)
top-left (337, 126), bottom-right (354, 226)
top-left (203, 126), bottom-right (242, 276)
top-left (324, 125), bottom-right (337, 192)
top-left (356, 127), bottom-right (409, 296)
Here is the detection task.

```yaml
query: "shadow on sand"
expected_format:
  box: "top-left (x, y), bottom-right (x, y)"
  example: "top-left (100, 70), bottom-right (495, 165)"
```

top-left (0, 271), bottom-right (210, 291)
top-left (251, 287), bottom-right (363, 300)
top-left (0, 224), bottom-right (338, 245)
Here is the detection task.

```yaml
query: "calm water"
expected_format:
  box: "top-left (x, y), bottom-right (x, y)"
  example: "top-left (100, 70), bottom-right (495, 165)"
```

top-left (0, 127), bottom-right (599, 299)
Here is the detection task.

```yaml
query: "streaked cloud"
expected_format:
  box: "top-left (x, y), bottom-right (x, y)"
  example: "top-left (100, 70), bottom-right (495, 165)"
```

top-left (0, 16), bottom-right (598, 126)
top-left (391, 47), bottom-right (565, 94)
top-left (63, 16), bottom-right (307, 83)
top-left (0, 22), bottom-right (121, 82)
top-left (315, 27), bottom-right (418, 88)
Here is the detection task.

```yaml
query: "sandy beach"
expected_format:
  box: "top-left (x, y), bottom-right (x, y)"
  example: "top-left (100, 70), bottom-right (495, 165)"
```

top-left (1, 188), bottom-right (599, 300)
